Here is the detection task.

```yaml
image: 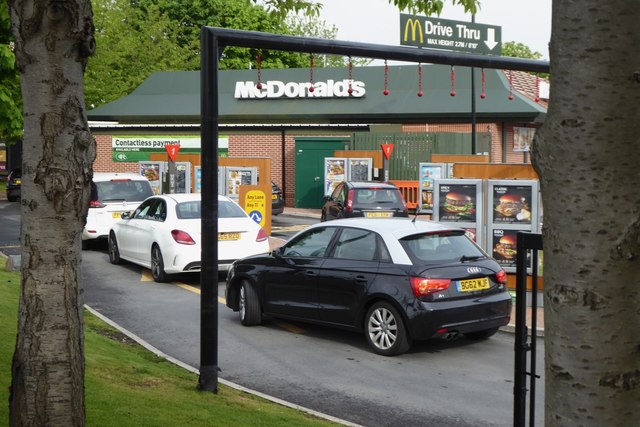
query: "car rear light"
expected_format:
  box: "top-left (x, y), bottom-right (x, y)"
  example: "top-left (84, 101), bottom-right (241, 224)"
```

top-left (256, 228), bottom-right (268, 242)
top-left (171, 229), bottom-right (196, 245)
top-left (496, 269), bottom-right (508, 284)
top-left (410, 277), bottom-right (451, 297)
top-left (346, 189), bottom-right (354, 213)
top-left (89, 200), bottom-right (105, 208)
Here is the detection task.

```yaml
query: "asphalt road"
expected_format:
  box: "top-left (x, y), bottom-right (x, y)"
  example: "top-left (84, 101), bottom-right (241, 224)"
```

top-left (1, 205), bottom-right (545, 426)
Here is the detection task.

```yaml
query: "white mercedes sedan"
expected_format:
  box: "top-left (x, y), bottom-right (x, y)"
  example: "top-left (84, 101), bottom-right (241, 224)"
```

top-left (108, 193), bottom-right (270, 282)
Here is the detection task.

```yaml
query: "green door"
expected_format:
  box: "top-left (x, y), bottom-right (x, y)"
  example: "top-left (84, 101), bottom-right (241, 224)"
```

top-left (295, 137), bottom-right (348, 208)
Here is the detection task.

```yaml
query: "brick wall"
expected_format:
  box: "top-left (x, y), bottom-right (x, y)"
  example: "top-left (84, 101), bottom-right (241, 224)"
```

top-left (93, 135), bottom-right (139, 173)
top-left (92, 127), bottom-right (536, 207)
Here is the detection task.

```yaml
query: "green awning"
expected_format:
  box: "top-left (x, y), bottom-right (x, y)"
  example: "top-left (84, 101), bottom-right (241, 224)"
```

top-left (87, 65), bottom-right (546, 125)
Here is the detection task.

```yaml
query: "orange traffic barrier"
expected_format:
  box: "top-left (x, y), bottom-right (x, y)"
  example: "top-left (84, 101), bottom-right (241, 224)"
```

top-left (390, 180), bottom-right (419, 211)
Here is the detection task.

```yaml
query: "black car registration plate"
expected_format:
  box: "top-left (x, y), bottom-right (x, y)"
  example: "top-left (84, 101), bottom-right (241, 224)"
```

top-left (457, 277), bottom-right (490, 292)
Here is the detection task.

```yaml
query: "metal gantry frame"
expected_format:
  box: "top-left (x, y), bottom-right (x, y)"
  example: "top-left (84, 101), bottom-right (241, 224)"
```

top-left (199, 27), bottom-right (550, 397)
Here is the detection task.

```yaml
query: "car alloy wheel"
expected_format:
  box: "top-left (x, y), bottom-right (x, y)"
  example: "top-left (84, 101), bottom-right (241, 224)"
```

top-left (365, 302), bottom-right (411, 356)
top-left (239, 280), bottom-right (261, 326)
top-left (108, 232), bottom-right (121, 265)
top-left (151, 245), bottom-right (169, 283)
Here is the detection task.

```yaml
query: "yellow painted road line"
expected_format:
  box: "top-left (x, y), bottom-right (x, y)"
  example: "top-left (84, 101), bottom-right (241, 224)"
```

top-left (174, 281), bottom-right (304, 334)
top-left (271, 224), bottom-right (310, 233)
top-left (175, 282), bottom-right (226, 304)
top-left (273, 321), bottom-right (306, 334)
top-left (0, 245), bottom-right (20, 249)
top-left (140, 270), bottom-right (154, 282)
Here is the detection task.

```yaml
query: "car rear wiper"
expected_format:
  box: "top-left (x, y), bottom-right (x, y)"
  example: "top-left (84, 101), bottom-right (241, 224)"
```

top-left (460, 255), bottom-right (484, 262)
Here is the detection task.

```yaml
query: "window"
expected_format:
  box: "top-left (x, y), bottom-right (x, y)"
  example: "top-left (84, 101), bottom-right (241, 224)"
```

top-left (218, 200), bottom-right (247, 218)
top-left (333, 228), bottom-right (378, 261)
top-left (176, 201), bottom-right (201, 219)
top-left (283, 227), bottom-right (337, 257)
top-left (95, 180), bottom-right (153, 202)
top-left (401, 231), bottom-right (485, 264)
top-left (133, 199), bottom-right (154, 219)
top-left (148, 200), bottom-right (167, 222)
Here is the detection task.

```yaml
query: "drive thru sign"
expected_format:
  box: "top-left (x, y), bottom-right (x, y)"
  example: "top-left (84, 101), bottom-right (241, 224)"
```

top-left (400, 14), bottom-right (502, 55)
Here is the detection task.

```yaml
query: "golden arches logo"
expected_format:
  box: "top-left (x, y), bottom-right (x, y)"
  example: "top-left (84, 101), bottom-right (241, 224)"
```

top-left (403, 18), bottom-right (424, 43)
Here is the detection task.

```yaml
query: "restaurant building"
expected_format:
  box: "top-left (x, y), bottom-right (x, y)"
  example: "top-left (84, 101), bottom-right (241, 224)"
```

top-left (87, 64), bottom-right (547, 208)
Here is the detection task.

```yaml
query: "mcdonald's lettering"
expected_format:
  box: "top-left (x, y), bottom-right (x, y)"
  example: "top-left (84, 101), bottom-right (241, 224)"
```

top-left (403, 18), bottom-right (424, 44)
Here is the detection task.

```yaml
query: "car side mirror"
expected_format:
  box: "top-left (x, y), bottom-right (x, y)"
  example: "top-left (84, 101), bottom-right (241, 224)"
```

top-left (121, 212), bottom-right (131, 219)
top-left (272, 246), bottom-right (284, 258)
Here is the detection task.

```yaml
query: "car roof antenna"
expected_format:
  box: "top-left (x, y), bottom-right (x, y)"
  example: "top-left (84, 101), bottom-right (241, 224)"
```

top-left (412, 208), bottom-right (419, 223)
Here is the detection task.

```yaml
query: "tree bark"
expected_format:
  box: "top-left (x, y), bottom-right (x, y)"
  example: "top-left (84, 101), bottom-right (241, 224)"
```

top-left (9, 1), bottom-right (95, 425)
top-left (532, 1), bottom-right (640, 425)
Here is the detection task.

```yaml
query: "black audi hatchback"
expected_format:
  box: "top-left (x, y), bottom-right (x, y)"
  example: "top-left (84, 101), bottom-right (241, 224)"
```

top-left (226, 217), bottom-right (512, 356)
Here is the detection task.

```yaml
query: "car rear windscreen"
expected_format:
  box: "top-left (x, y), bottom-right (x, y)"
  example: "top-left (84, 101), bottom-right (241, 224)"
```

top-left (175, 200), bottom-right (247, 219)
top-left (94, 180), bottom-right (154, 203)
top-left (401, 231), bottom-right (485, 264)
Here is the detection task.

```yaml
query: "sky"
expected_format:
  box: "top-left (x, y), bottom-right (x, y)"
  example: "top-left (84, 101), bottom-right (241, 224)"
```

top-left (315, 0), bottom-right (551, 60)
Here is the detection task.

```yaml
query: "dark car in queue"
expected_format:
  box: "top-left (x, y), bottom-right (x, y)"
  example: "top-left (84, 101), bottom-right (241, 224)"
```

top-left (225, 217), bottom-right (512, 356)
top-left (321, 181), bottom-right (408, 221)
top-left (271, 181), bottom-right (284, 215)
top-left (6, 167), bottom-right (21, 202)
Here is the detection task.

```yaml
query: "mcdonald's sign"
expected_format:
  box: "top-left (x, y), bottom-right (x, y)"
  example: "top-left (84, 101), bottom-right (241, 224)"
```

top-left (399, 14), bottom-right (502, 55)
top-left (403, 17), bottom-right (424, 45)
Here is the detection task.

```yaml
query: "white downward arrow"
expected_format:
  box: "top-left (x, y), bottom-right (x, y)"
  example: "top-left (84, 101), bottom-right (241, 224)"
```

top-left (484, 28), bottom-right (498, 50)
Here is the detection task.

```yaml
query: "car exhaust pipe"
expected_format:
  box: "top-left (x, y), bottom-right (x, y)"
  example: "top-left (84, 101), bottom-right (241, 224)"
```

top-left (441, 331), bottom-right (459, 341)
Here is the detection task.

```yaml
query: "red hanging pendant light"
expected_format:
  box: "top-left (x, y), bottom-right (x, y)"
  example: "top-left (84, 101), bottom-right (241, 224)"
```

top-left (348, 57), bottom-right (353, 95)
top-left (508, 70), bottom-right (514, 100)
top-left (417, 63), bottom-right (424, 97)
top-left (383, 60), bottom-right (390, 96)
top-left (309, 53), bottom-right (315, 93)
top-left (450, 66), bottom-right (456, 97)
top-left (256, 51), bottom-right (262, 90)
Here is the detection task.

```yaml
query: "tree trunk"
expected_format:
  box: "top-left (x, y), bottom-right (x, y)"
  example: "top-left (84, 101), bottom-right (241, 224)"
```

top-left (9, 1), bottom-right (95, 425)
top-left (532, 1), bottom-right (640, 425)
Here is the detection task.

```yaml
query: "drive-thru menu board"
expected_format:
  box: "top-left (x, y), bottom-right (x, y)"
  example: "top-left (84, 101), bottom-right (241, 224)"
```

top-left (487, 180), bottom-right (540, 272)
top-left (433, 179), bottom-right (484, 247)
top-left (418, 162), bottom-right (448, 213)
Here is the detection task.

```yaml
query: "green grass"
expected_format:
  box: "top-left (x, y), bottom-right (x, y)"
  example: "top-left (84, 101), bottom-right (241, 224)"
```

top-left (0, 264), bottom-right (338, 426)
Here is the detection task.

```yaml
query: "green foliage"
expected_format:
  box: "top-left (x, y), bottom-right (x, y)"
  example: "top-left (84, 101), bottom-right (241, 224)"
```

top-left (388, 0), bottom-right (480, 16)
top-left (0, 5), bottom-right (22, 144)
top-left (85, 0), bottom-right (337, 108)
top-left (502, 41), bottom-right (543, 60)
top-left (85, 0), bottom-right (194, 108)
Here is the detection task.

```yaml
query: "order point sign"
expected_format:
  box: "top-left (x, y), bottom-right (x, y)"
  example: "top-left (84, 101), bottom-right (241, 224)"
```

top-left (381, 144), bottom-right (394, 160)
top-left (165, 144), bottom-right (180, 162)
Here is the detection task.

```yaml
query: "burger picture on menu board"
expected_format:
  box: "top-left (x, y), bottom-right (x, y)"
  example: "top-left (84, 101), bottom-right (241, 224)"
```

top-left (442, 192), bottom-right (475, 218)
top-left (495, 193), bottom-right (531, 221)
top-left (494, 234), bottom-right (517, 260)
